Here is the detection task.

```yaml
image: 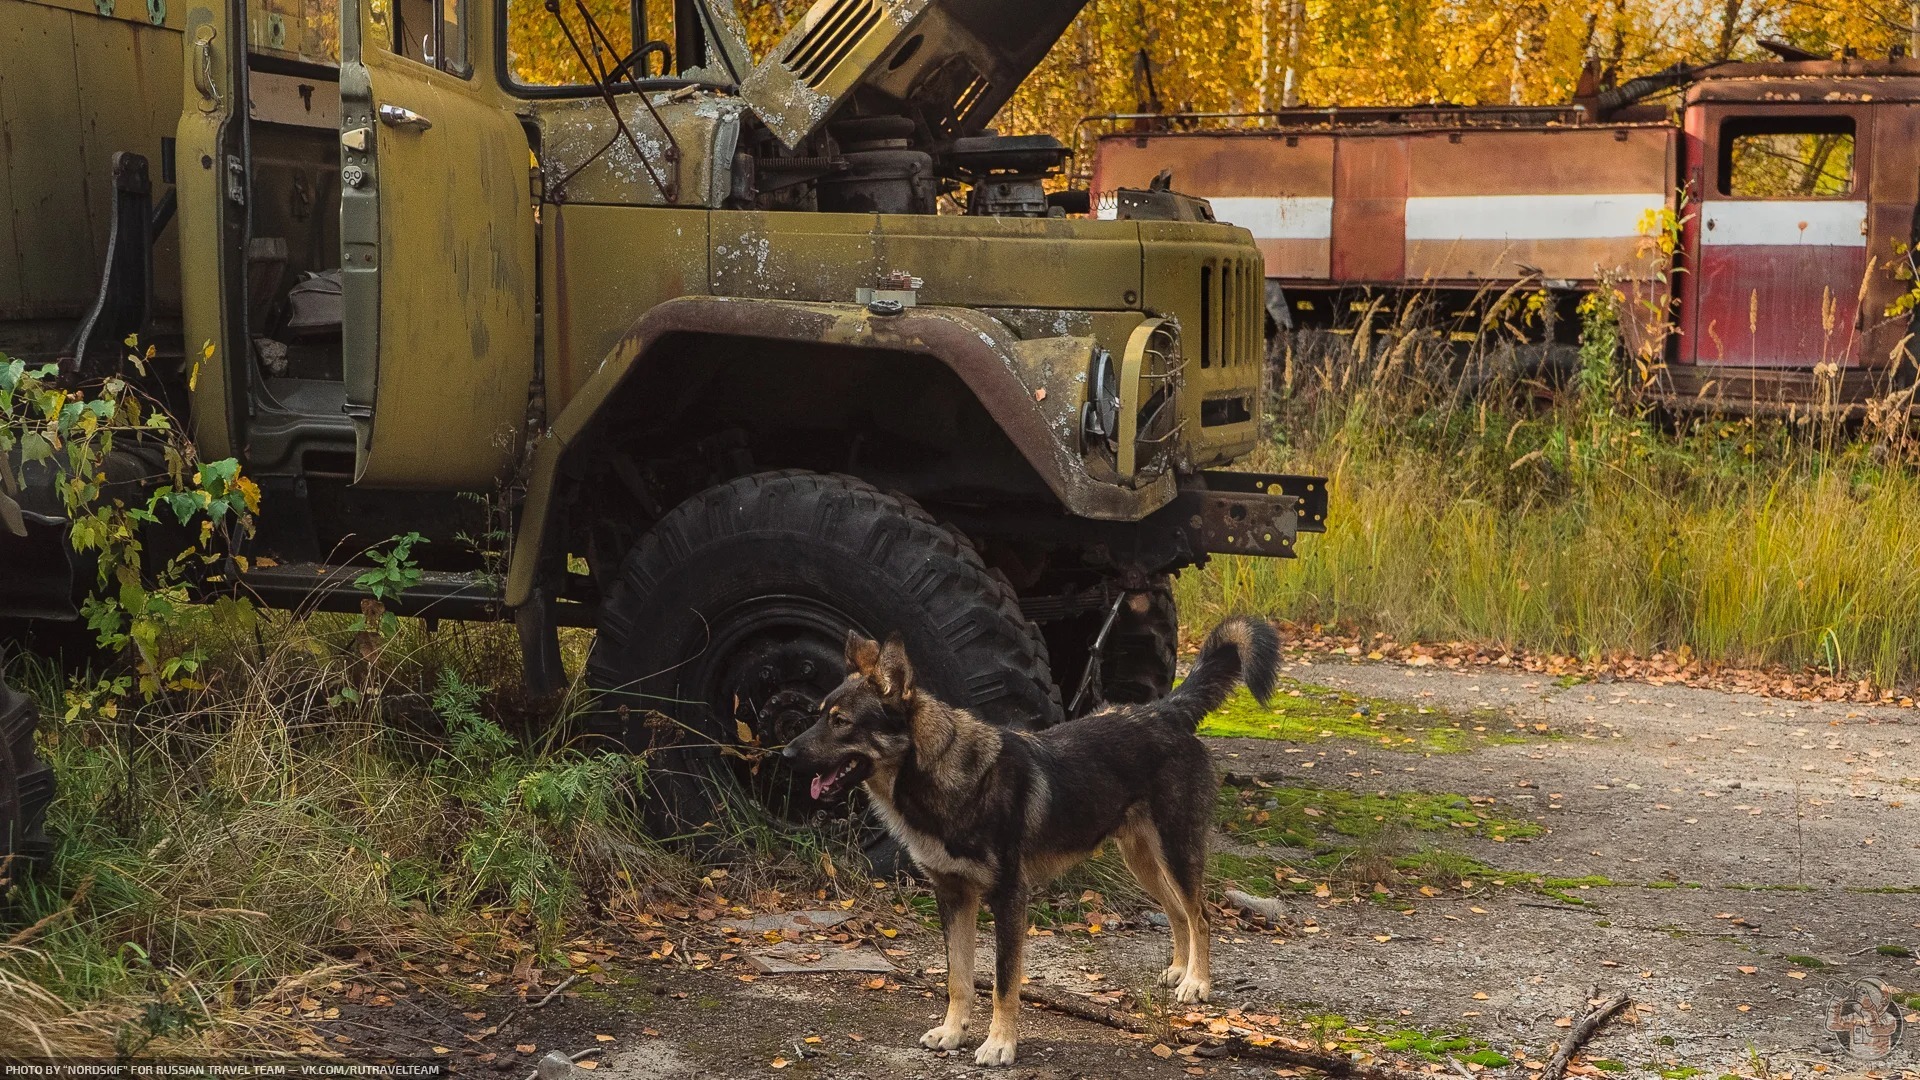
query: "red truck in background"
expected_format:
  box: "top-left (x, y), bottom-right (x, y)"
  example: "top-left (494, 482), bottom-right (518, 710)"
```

top-left (1090, 56), bottom-right (1920, 412)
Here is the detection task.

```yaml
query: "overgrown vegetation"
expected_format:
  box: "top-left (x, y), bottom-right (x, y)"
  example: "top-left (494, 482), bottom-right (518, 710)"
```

top-left (1181, 286), bottom-right (1920, 691)
top-left (0, 352), bottom-right (699, 1056)
top-left (0, 608), bottom-right (681, 1056)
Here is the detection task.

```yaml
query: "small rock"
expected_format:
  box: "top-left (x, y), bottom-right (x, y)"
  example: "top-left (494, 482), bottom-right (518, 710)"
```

top-left (538, 1051), bottom-right (581, 1080)
top-left (1146, 911), bottom-right (1171, 928)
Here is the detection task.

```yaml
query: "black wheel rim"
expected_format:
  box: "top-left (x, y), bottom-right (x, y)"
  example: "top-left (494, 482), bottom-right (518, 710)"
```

top-left (689, 594), bottom-right (872, 827)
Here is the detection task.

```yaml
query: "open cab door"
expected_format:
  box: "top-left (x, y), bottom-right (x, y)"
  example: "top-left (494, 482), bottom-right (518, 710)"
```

top-left (177, 0), bottom-right (249, 460)
top-left (340, 0), bottom-right (536, 487)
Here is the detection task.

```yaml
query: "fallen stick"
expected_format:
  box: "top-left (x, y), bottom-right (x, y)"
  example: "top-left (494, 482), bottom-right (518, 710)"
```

top-left (532, 973), bottom-right (585, 1009)
top-left (487, 972), bottom-right (586, 1040)
top-left (1540, 990), bottom-right (1631, 1080)
top-left (926, 973), bottom-right (1414, 1080)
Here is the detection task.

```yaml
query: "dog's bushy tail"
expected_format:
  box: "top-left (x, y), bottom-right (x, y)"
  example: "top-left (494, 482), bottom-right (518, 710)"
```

top-left (1160, 617), bottom-right (1280, 729)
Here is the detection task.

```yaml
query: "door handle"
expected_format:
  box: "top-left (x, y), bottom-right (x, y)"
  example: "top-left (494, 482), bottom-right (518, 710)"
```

top-left (192, 25), bottom-right (222, 109)
top-left (377, 103), bottom-right (432, 131)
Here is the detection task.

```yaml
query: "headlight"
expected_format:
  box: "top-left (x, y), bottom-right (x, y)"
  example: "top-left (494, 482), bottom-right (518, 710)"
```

top-left (1081, 347), bottom-right (1118, 450)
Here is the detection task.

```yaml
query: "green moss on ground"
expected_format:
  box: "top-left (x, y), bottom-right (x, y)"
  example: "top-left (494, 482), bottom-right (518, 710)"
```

top-left (1218, 782), bottom-right (1544, 846)
top-left (1210, 782), bottom-right (1544, 900)
top-left (1197, 681), bottom-right (1536, 753)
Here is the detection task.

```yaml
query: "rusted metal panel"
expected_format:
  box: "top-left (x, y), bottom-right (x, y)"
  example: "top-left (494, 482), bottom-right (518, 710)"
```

top-left (1691, 206), bottom-right (1867, 366)
top-left (1402, 127), bottom-right (1671, 283)
top-left (1093, 132), bottom-right (1334, 279)
top-left (1330, 135), bottom-right (1405, 283)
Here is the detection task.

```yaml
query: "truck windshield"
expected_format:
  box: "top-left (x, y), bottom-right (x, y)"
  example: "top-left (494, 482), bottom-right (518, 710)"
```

top-left (506, 0), bottom-right (662, 87)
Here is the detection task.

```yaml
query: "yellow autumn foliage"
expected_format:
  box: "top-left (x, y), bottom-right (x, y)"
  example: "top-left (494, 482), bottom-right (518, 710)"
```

top-left (303, 0), bottom-right (1907, 138)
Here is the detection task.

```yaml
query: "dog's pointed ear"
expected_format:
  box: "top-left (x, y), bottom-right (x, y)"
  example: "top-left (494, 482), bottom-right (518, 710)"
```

top-left (873, 633), bottom-right (914, 700)
top-left (845, 630), bottom-right (881, 675)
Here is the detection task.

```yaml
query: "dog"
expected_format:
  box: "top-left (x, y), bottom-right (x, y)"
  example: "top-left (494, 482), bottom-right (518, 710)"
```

top-left (781, 616), bottom-right (1280, 1066)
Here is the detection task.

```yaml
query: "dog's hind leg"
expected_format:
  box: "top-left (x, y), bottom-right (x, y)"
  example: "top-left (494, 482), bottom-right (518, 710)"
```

top-left (1155, 772), bottom-right (1214, 1004)
top-left (975, 881), bottom-right (1028, 1067)
top-left (1116, 821), bottom-right (1190, 990)
top-left (921, 876), bottom-right (979, 1052)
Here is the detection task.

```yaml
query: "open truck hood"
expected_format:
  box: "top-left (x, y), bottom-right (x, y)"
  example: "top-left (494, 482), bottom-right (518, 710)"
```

top-left (738, 0), bottom-right (1090, 148)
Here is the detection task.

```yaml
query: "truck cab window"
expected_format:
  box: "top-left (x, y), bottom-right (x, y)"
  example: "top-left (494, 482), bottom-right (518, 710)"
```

top-left (394, 0), bottom-right (471, 76)
top-left (1720, 117), bottom-right (1855, 198)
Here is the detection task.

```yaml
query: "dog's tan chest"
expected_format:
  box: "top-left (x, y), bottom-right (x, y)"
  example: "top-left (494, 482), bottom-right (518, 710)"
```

top-left (863, 774), bottom-right (994, 884)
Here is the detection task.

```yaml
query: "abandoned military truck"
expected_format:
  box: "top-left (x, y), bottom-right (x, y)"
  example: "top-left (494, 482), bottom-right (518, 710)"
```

top-left (0, 0), bottom-right (1325, 873)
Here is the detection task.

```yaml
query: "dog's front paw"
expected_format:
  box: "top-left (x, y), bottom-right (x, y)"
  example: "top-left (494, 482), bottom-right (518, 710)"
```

top-left (1159, 964), bottom-right (1186, 987)
top-left (920, 1022), bottom-right (969, 1051)
top-left (973, 1033), bottom-right (1017, 1067)
top-left (1172, 976), bottom-right (1211, 1004)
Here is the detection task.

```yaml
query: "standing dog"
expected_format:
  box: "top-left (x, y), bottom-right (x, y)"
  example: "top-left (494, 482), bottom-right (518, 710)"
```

top-left (782, 617), bottom-right (1280, 1066)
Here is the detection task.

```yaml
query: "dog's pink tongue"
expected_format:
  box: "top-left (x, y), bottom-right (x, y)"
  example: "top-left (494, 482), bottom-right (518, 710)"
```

top-left (810, 774), bottom-right (825, 800)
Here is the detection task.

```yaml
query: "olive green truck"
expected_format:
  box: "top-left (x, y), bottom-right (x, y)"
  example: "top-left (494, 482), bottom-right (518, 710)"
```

top-left (0, 0), bottom-right (1325, 872)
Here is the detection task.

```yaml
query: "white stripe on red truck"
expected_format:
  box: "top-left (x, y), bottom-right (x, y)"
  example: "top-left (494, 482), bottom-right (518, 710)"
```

top-left (1699, 200), bottom-right (1867, 247)
top-left (1404, 194), bottom-right (1667, 241)
top-left (1205, 196), bottom-right (1335, 240)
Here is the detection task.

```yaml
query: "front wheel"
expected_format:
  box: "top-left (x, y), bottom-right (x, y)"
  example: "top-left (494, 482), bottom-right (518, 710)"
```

top-left (585, 472), bottom-right (1062, 867)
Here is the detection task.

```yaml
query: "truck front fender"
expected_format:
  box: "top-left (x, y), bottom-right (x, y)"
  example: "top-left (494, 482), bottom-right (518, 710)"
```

top-left (505, 296), bottom-right (1176, 609)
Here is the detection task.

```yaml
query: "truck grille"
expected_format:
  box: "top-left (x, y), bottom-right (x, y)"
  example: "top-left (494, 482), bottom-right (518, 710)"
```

top-left (783, 0), bottom-right (884, 88)
top-left (1197, 254), bottom-right (1261, 369)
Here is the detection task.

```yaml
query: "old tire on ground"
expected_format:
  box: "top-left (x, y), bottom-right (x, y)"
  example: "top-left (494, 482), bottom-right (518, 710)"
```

top-left (1044, 576), bottom-right (1179, 715)
top-left (586, 471), bottom-right (1061, 871)
top-left (0, 676), bottom-right (54, 890)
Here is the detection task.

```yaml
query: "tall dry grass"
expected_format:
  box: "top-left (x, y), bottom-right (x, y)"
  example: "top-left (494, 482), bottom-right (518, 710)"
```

top-left (1181, 299), bottom-right (1920, 688)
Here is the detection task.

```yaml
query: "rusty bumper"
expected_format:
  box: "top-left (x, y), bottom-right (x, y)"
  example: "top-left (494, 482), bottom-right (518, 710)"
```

top-left (1170, 470), bottom-right (1328, 559)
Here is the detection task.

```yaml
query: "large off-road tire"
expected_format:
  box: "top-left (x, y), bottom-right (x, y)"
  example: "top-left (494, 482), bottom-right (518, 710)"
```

top-left (1043, 575), bottom-right (1179, 715)
top-left (586, 471), bottom-right (1062, 870)
top-left (0, 676), bottom-right (54, 891)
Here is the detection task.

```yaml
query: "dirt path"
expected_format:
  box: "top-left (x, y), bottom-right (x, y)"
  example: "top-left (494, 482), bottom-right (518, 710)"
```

top-left (329, 658), bottom-right (1920, 1079)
